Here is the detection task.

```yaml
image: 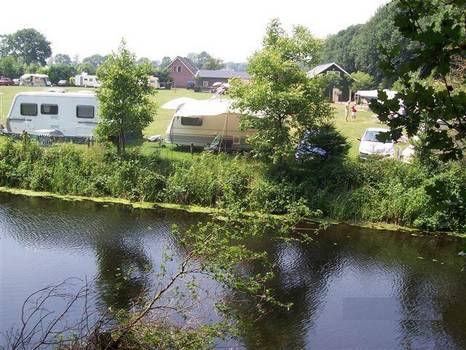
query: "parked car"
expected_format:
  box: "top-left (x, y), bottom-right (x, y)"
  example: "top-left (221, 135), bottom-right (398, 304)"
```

top-left (358, 128), bottom-right (395, 159)
top-left (186, 81), bottom-right (195, 89)
top-left (57, 80), bottom-right (68, 86)
top-left (295, 130), bottom-right (328, 161)
top-left (0, 77), bottom-right (14, 86)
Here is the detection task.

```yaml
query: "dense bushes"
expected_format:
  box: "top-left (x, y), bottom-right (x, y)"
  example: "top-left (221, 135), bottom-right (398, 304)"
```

top-left (1, 136), bottom-right (465, 232)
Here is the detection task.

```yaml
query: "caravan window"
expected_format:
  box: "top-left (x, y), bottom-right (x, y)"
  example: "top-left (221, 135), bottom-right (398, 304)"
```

top-left (181, 117), bottom-right (203, 126)
top-left (76, 105), bottom-right (95, 118)
top-left (41, 104), bottom-right (58, 115)
top-left (20, 103), bottom-right (38, 116)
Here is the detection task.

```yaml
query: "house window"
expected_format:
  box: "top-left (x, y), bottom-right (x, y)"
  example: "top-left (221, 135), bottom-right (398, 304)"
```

top-left (41, 104), bottom-right (58, 115)
top-left (20, 103), bottom-right (38, 116)
top-left (175, 66), bottom-right (181, 73)
top-left (202, 80), bottom-right (209, 88)
top-left (76, 105), bottom-right (95, 118)
top-left (181, 117), bottom-right (203, 126)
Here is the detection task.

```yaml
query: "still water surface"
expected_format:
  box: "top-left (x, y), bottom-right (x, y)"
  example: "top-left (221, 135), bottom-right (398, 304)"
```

top-left (1, 193), bottom-right (465, 349)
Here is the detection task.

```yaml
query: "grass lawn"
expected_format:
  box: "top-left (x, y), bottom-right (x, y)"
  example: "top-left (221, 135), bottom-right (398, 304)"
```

top-left (0, 86), bottom-right (212, 135)
top-left (332, 103), bottom-right (384, 158)
top-left (1, 85), bottom-right (395, 158)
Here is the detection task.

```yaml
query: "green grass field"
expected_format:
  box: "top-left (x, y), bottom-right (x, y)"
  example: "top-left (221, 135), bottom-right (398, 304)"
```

top-left (0, 86), bottom-right (391, 158)
top-left (0, 86), bottom-right (212, 135)
top-left (332, 104), bottom-right (384, 158)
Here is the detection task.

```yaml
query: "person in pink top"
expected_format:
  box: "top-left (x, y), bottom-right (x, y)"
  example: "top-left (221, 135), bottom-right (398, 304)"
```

top-left (351, 104), bottom-right (357, 120)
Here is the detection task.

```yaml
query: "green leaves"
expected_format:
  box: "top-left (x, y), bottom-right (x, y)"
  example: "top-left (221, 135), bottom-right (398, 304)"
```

top-left (230, 19), bottom-right (332, 163)
top-left (374, 0), bottom-right (466, 161)
top-left (96, 40), bottom-right (157, 155)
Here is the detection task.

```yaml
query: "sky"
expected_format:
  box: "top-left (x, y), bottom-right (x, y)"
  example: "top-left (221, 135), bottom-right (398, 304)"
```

top-left (1, 0), bottom-right (389, 62)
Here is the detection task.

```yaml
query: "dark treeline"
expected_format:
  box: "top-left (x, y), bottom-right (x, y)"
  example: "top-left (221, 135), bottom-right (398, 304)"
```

top-left (0, 29), bottom-right (247, 84)
top-left (321, 2), bottom-right (415, 87)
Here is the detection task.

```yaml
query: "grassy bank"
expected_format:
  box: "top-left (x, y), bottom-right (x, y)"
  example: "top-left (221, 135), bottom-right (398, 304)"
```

top-left (1, 185), bottom-right (437, 236)
top-left (1, 136), bottom-right (465, 234)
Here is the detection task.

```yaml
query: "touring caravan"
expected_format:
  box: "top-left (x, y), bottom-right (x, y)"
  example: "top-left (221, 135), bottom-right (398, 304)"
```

top-left (149, 76), bottom-right (160, 89)
top-left (165, 99), bottom-right (254, 151)
top-left (6, 91), bottom-right (99, 138)
top-left (19, 74), bottom-right (51, 87)
top-left (74, 73), bottom-right (100, 88)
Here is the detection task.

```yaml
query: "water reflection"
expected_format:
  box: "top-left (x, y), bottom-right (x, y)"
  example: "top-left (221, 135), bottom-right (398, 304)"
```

top-left (1, 193), bottom-right (466, 349)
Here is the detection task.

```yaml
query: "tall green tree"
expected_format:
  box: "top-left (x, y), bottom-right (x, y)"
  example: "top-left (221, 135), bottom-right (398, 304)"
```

top-left (350, 71), bottom-right (376, 91)
top-left (159, 56), bottom-right (172, 68)
top-left (372, 0), bottom-right (466, 161)
top-left (53, 53), bottom-right (72, 65)
top-left (96, 41), bottom-right (157, 155)
top-left (0, 55), bottom-right (24, 78)
top-left (321, 24), bottom-right (362, 73)
top-left (202, 56), bottom-right (224, 70)
top-left (82, 54), bottom-right (107, 70)
top-left (0, 28), bottom-right (51, 65)
top-left (230, 19), bottom-right (332, 162)
top-left (187, 51), bottom-right (224, 69)
top-left (321, 3), bottom-right (415, 86)
top-left (47, 64), bottom-right (76, 84)
top-left (77, 62), bottom-right (96, 75)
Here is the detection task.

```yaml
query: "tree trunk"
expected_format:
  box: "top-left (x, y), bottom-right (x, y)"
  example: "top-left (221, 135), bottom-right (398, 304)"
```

top-left (119, 132), bottom-right (125, 155)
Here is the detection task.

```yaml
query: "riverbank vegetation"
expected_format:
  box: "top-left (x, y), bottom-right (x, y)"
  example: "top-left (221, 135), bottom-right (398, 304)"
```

top-left (1, 136), bottom-right (465, 233)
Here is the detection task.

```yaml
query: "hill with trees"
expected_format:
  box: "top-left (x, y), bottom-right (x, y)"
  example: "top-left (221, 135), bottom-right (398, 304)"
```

top-left (321, 2), bottom-right (414, 87)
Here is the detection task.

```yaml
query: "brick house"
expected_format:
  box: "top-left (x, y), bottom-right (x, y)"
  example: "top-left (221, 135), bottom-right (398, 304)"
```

top-left (168, 56), bottom-right (198, 88)
top-left (195, 70), bottom-right (250, 91)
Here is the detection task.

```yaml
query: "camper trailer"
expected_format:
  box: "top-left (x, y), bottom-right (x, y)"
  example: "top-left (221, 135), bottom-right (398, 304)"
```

top-left (165, 99), bottom-right (254, 151)
top-left (74, 73), bottom-right (100, 88)
top-left (19, 74), bottom-right (51, 87)
top-left (6, 91), bottom-right (99, 138)
top-left (148, 76), bottom-right (160, 89)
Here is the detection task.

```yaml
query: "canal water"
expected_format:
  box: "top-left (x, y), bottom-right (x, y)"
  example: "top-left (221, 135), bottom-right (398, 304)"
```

top-left (1, 193), bottom-right (465, 349)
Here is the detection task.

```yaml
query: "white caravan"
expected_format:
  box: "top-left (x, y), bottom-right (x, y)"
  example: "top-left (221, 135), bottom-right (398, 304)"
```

top-left (165, 99), bottom-right (254, 150)
top-left (6, 91), bottom-right (99, 138)
top-left (19, 74), bottom-right (51, 87)
top-left (74, 73), bottom-right (100, 88)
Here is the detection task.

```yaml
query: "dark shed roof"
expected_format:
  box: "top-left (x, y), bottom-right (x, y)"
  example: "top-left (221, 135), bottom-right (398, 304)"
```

top-left (196, 69), bottom-right (250, 80)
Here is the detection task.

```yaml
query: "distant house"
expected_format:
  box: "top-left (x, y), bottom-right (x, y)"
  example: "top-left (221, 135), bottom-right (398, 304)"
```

top-left (308, 62), bottom-right (353, 102)
top-left (195, 70), bottom-right (250, 90)
top-left (168, 56), bottom-right (250, 90)
top-left (168, 56), bottom-right (198, 88)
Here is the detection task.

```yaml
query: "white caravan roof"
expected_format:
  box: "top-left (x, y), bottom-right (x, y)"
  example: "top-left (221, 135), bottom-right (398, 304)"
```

top-left (161, 97), bottom-right (197, 110)
top-left (174, 99), bottom-right (234, 117)
top-left (20, 74), bottom-right (50, 79)
top-left (355, 89), bottom-right (397, 100)
top-left (14, 91), bottom-right (96, 98)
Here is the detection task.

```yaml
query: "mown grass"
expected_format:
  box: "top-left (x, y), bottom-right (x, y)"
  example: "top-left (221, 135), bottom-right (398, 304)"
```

top-left (332, 103), bottom-right (382, 158)
top-left (0, 86), bottom-right (211, 135)
top-left (1, 86), bottom-right (401, 158)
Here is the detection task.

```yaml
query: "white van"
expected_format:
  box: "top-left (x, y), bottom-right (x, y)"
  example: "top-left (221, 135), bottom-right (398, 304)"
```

top-left (6, 92), bottom-right (99, 138)
top-left (165, 99), bottom-right (254, 150)
top-left (358, 127), bottom-right (395, 159)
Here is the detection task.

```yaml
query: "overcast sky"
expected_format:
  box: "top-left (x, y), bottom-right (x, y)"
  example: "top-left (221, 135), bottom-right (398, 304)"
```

top-left (1, 0), bottom-right (389, 62)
